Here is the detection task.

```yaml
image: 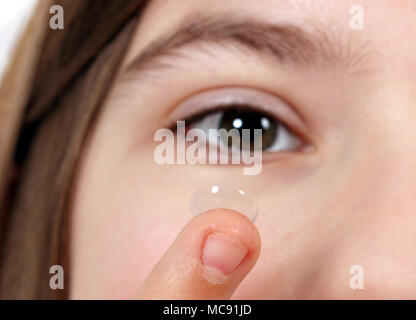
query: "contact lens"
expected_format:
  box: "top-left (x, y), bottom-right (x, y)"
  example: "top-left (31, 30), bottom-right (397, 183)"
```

top-left (190, 186), bottom-right (258, 222)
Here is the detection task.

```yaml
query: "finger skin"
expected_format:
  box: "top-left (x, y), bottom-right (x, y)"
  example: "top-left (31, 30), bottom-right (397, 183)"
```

top-left (134, 209), bottom-right (261, 300)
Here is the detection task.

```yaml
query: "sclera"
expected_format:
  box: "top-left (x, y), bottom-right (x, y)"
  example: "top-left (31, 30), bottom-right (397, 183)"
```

top-left (190, 186), bottom-right (258, 222)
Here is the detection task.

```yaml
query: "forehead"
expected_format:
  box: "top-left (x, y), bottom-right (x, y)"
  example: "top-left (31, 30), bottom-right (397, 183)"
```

top-left (133, 1), bottom-right (414, 52)
top-left (136, 0), bottom-right (414, 34)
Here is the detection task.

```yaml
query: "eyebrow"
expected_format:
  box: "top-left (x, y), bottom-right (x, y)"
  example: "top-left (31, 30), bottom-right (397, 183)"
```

top-left (125, 15), bottom-right (371, 76)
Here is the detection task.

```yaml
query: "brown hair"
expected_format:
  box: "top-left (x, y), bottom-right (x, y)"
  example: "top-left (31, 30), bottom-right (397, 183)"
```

top-left (0, 0), bottom-right (148, 299)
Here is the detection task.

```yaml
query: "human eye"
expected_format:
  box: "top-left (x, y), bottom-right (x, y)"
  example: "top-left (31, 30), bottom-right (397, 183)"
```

top-left (168, 87), bottom-right (308, 156)
top-left (188, 108), bottom-right (300, 153)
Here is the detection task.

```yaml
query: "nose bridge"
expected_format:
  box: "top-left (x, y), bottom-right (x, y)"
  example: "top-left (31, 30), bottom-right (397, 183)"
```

top-left (358, 84), bottom-right (416, 201)
top-left (348, 111), bottom-right (416, 234)
top-left (363, 159), bottom-right (415, 215)
top-left (327, 103), bottom-right (416, 240)
top-left (361, 144), bottom-right (415, 210)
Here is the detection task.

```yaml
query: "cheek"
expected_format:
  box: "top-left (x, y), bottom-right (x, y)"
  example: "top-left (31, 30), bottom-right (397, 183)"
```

top-left (97, 213), bottom-right (177, 299)
top-left (70, 148), bottom-right (193, 299)
top-left (71, 186), bottom-right (190, 299)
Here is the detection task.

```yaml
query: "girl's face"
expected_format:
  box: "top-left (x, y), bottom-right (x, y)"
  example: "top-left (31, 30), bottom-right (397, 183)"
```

top-left (70, 0), bottom-right (416, 299)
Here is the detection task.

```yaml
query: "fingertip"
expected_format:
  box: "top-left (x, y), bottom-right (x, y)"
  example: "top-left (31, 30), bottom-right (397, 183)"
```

top-left (135, 208), bottom-right (261, 299)
top-left (181, 209), bottom-right (261, 286)
top-left (186, 208), bottom-right (261, 260)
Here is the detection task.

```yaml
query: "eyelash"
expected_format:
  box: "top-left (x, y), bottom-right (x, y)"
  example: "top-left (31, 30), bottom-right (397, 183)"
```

top-left (169, 103), bottom-right (305, 152)
top-left (169, 104), bottom-right (267, 129)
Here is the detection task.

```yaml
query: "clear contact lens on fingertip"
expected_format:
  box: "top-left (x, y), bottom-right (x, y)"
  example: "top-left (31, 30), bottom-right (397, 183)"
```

top-left (189, 186), bottom-right (258, 222)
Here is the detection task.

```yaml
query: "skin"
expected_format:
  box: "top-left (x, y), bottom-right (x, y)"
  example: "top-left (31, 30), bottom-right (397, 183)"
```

top-left (70, 0), bottom-right (416, 299)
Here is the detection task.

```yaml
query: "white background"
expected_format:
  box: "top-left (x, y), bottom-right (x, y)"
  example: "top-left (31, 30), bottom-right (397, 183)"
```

top-left (0, 0), bottom-right (38, 80)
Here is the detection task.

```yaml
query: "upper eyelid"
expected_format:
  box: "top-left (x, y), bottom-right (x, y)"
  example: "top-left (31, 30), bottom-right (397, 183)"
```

top-left (170, 104), bottom-right (283, 131)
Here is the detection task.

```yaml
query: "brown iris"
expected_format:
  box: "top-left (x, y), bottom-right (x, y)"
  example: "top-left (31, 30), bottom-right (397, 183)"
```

top-left (219, 108), bottom-right (278, 152)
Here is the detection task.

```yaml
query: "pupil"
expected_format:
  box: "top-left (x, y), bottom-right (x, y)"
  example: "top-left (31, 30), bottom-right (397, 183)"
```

top-left (219, 108), bottom-right (278, 151)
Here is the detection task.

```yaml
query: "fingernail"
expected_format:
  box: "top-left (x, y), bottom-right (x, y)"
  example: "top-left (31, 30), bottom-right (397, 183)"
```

top-left (201, 233), bottom-right (248, 281)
